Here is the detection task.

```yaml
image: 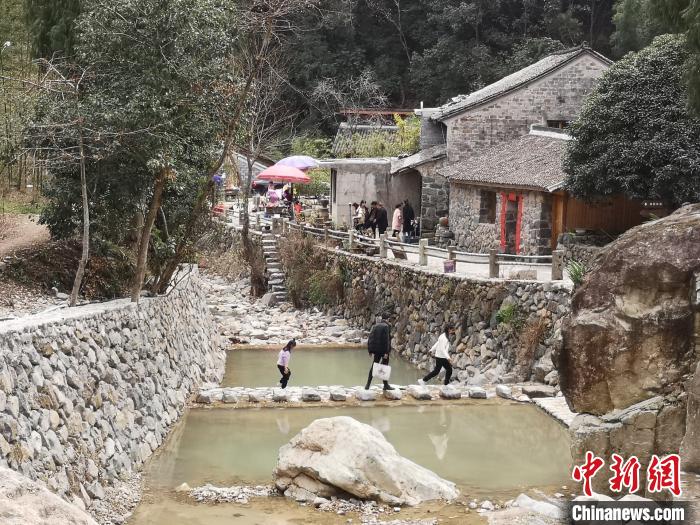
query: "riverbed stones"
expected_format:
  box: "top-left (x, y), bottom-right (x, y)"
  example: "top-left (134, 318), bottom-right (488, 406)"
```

top-left (302, 388), bottom-right (322, 402)
top-left (272, 389), bottom-right (288, 402)
top-left (222, 391), bottom-right (239, 404)
top-left (439, 385), bottom-right (461, 400)
top-left (407, 385), bottom-right (432, 400)
top-left (0, 466), bottom-right (99, 525)
top-left (273, 416), bottom-right (459, 505)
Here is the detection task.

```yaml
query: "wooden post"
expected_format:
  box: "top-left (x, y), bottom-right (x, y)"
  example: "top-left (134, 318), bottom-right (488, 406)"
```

top-left (348, 229), bottom-right (355, 251)
top-left (379, 233), bottom-right (387, 258)
top-left (419, 239), bottom-right (428, 266)
top-left (447, 246), bottom-right (456, 260)
top-left (255, 213), bottom-right (261, 231)
top-left (282, 219), bottom-right (289, 234)
top-left (324, 226), bottom-right (329, 243)
top-left (489, 249), bottom-right (499, 278)
top-left (551, 250), bottom-right (564, 280)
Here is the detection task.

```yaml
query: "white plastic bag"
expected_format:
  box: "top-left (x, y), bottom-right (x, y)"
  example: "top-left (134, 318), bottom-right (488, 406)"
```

top-left (372, 362), bottom-right (392, 381)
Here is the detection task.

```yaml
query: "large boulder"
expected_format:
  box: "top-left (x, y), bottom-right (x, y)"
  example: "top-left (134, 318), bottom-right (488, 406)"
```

top-left (0, 467), bottom-right (98, 525)
top-left (558, 204), bottom-right (700, 415)
top-left (273, 416), bottom-right (459, 506)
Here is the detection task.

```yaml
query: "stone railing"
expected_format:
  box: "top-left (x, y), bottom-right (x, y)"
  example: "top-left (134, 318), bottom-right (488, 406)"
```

top-left (0, 267), bottom-right (223, 520)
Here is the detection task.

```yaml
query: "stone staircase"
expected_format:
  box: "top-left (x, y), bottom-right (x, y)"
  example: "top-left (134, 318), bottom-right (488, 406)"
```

top-left (262, 233), bottom-right (287, 302)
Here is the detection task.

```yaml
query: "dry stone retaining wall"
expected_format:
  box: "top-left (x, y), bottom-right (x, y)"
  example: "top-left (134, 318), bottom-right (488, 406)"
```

top-left (0, 268), bottom-right (223, 518)
top-left (322, 251), bottom-right (572, 386)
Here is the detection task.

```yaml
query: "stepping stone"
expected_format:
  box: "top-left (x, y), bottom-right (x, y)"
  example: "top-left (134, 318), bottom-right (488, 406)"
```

top-left (196, 392), bottom-right (213, 404)
top-left (272, 389), bottom-right (288, 402)
top-left (222, 391), bottom-right (238, 404)
top-left (356, 389), bottom-right (377, 401)
top-left (407, 385), bottom-right (432, 400)
top-left (248, 391), bottom-right (264, 403)
top-left (330, 389), bottom-right (347, 402)
top-left (383, 388), bottom-right (402, 401)
top-left (496, 384), bottom-right (512, 399)
top-left (468, 387), bottom-right (487, 399)
top-left (302, 388), bottom-right (322, 402)
top-left (521, 385), bottom-right (556, 398)
top-left (439, 385), bottom-right (462, 400)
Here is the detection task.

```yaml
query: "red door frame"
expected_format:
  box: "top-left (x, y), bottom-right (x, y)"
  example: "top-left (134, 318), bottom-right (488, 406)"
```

top-left (499, 192), bottom-right (523, 254)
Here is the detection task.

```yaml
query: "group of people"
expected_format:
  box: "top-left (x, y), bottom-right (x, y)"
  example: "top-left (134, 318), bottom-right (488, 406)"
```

top-left (265, 182), bottom-right (303, 220)
top-left (275, 318), bottom-right (455, 390)
top-left (352, 199), bottom-right (416, 239)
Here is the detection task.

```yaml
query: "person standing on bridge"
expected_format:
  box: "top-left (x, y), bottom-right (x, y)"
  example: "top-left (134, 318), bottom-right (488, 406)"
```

top-left (365, 315), bottom-right (395, 391)
top-left (419, 324), bottom-right (455, 385)
top-left (277, 339), bottom-right (296, 389)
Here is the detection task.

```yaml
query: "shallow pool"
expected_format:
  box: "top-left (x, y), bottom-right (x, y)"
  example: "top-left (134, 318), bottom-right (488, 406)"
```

top-left (143, 404), bottom-right (571, 491)
top-left (223, 348), bottom-right (423, 388)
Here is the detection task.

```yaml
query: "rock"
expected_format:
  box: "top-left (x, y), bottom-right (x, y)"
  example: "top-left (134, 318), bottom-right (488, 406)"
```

top-left (558, 204), bottom-right (700, 415)
top-left (495, 385), bottom-right (512, 399)
top-left (439, 385), bottom-right (461, 400)
top-left (273, 417), bottom-right (459, 506)
top-left (512, 494), bottom-right (562, 519)
top-left (248, 391), bottom-right (264, 403)
top-left (330, 390), bottom-right (347, 402)
top-left (681, 359), bottom-right (700, 471)
top-left (175, 482), bottom-right (191, 492)
top-left (196, 392), bottom-right (213, 404)
top-left (383, 388), bottom-right (402, 401)
top-left (222, 391), bottom-right (238, 404)
top-left (0, 466), bottom-right (98, 524)
top-left (272, 389), bottom-right (289, 402)
top-left (468, 387), bottom-right (487, 399)
top-left (301, 389), bottom-right (321, 402)
top-left (407, 385), bottom-right (432, 400)
top-left (480, 500), bottom-right (494, 511)
top-left (56, 292), bottom-right (69, 301)
top-left (521, 385), bottom-right (556, 398)
top-left (356, 389), bottom-right (377, 401)
top-left (260, 293), bottom-right (278, 307)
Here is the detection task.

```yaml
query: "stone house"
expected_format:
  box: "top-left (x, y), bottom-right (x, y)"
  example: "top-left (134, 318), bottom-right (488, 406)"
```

top-left (410, 45), bottom-right (611, 238)
top-left (440, 126), bottom-right (645, 255)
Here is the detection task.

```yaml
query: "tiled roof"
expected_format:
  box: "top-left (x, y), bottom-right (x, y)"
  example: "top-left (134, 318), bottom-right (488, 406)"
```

top-left (439, 132), bottom-right (569, 192)
top-left (390, 144), bottom-right (446, 174)
top-left (432, 47), bottom-right (611, 121)
top-left (331, 123), bottom-right (401, 158)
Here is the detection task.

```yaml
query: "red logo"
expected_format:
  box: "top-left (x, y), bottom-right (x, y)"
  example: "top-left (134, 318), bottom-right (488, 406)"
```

top-left (572, 451), bottom-right (605, 497)
top-left (647, 454), bottom-right (682, 497)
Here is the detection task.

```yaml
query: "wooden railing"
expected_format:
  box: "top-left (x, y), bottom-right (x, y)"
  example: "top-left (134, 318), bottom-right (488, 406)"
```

top-left (238, 213), bottom-right (564, 281)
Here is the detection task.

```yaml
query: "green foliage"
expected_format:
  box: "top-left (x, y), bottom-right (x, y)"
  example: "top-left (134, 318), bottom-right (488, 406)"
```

top-left (611, 0), bottom-right (665, 56)
top-left (564, 35), bottom-right (700, 207)
top-left (24, 0), bottom-right (80, 58)
top-left (567, 259), bottom-right (588, 286)
top-left (291, 135), bottom-right (332, 159)
top-left (496, 302), bottom-right (521, 326)
top-left (307, 268), bottom-right (344, 306)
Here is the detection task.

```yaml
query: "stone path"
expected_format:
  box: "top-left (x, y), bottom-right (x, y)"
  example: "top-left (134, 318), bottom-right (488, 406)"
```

top-left (194, 383), bottom-right (539, 408)
top-left (532, 396), bottom-right (577, 427)
top-left (261, 232), bottom-right (287, 302)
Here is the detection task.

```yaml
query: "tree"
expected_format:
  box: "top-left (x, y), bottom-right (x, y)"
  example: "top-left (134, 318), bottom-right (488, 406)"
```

top-left (24, 0), bottom-right (81, 58)
top-left (564, 35), bottom-right (700, 207)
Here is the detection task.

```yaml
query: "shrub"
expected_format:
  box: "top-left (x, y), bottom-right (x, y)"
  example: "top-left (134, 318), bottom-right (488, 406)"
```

top-left (517, 316), bottom-right (549, 368)
top-left (567, 259), bottom-right (588, 286)
top-left (496, 302), bottom-right (520, 325)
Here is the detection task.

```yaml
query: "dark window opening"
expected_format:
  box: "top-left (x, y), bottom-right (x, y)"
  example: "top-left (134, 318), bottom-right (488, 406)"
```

top-left (546, 120), bottom-right (570, 129)
top-left (479, 190), bottom-right (497, 224)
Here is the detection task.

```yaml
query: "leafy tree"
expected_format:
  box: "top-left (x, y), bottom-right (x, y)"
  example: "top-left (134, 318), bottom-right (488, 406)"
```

top-left (24, 0), bottom-right (80, 58)
top-left (564, 34), bottom-right (700, 207)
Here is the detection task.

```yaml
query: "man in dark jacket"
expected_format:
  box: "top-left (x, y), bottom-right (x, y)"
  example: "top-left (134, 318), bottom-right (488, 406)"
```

top-left (402, 200), bottom-right (415, 239)
top-left (366, 315), bottom-right (394, 390)
top-left (375, 202), bottom-right (389, 235)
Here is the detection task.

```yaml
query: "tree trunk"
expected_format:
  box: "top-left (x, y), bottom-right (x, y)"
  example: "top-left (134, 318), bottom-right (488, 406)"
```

top-left (70, 130), bottom-right (89, 307)
top-left (131, 169), bottom-right (167, 302)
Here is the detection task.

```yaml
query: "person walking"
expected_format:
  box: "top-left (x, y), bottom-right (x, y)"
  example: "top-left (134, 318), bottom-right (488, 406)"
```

top-left (277, 339), bottom-right (296, 389)
top-left (376, 202), bottom-right (389, 235)
top-left (365, 316), bottom-right (395, 390)
top-left (365, 201), bottom-right (378, 234)
top-left (391, 203), bottom-right (402, 237)
top-left (419, 325), bottom-right (455, 385)
top-left (402, 200), bottom-right (415, 240)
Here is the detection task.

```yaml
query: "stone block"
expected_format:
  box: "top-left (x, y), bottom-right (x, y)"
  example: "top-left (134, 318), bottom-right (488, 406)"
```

top-left (330, 390), bottom-right (347, 402)
top-left (468, 387), bottom-right (487, 399)
top-left (439, 385), bottom-right (461, 400)
top-left (356, 389), bottom-right (377, 402)
top-left (407, 385), bottom-right (432, 400)
top-left (301, 389), bottom-right (321, 402)
top-left (521, 385), bottom-right (556, 398)
top-left (495, 385), bottom-right (512, 399)
top-left (383, 389), bottom-right (402, 401)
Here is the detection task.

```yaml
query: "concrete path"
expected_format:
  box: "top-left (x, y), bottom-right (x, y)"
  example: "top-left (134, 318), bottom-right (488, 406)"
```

top-left (532, 396), bottom-right (577, 427)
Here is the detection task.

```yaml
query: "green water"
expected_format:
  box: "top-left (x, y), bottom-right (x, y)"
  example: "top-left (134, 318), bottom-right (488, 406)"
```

top-left (144, 404), bottom-right (571, 492)
top-left (223, 348), bottom-right (423, 387)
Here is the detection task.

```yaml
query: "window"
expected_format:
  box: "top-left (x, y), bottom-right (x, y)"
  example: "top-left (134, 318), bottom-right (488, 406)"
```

top-left (479, 190), bottom-right (497, 224)
top-left (547, 119), bottom-right (570, 129)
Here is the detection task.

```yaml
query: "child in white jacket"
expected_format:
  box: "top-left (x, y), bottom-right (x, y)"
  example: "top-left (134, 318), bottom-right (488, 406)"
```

top-left (419, 324), bottom-right (455, 385)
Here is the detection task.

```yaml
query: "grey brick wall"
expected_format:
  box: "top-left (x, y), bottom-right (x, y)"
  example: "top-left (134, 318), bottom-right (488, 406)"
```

top-left (442, 54), bottom-right (608, 163)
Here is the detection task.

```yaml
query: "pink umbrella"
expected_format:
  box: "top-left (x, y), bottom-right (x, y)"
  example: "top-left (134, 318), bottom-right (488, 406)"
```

top-left (256, 165), bottom-right (311, 184)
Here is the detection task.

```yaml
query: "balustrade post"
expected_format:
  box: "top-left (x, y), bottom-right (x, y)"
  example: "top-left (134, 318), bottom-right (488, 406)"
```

top-left (348, 229), bottom-right (355, 251)
top-left (551, 250), bottom-right (564, 281)
top-left (419, 239), bottom-right (428, 266)
top-left (489, 249), bottom-right (499, 278)
top-left (379, 233), bottom-right (387, 258)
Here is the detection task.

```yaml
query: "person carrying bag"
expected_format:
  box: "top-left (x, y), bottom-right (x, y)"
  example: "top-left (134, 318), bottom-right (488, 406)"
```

top-left (365, 315), bottom-right (395, 390)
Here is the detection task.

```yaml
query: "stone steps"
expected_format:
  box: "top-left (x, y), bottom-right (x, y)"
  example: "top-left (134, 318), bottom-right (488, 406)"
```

top-left (260, 234), bottom-right (288, 301)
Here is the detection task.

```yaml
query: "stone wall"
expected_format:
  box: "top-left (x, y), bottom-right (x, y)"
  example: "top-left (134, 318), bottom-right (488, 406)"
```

top-left (0, 268), bottom-right (223, 521)
top-left (556, 232), bottom-right (608, 267)
top-left (442, 53), bottom-right (609, 163)
top-left (322, 251), bottom-right (572, 386)
top-left (449, 184), bottom-right (553, 255)
top-left (417, 160), bottom-right (449, 234)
